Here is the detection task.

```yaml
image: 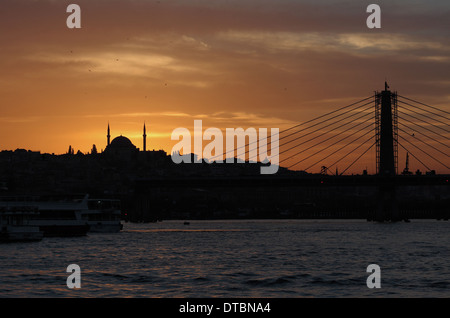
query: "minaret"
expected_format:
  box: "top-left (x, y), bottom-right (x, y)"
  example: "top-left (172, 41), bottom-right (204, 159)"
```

top-left (143, 122), bottom-right (147, 152)
top-left (107, 123), bottom-right (111, 147)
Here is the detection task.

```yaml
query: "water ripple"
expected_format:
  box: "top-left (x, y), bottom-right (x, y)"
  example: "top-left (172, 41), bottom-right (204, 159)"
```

top-left (1, 220), bottom-right (450, 297)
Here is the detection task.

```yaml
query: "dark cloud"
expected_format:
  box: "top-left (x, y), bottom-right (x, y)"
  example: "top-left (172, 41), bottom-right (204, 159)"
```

top-left (0, 0), bottom-right (448, 172)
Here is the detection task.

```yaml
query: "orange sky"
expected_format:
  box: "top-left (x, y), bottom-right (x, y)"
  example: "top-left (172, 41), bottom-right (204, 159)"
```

top-left (0, 0), bottom-right (449, 174)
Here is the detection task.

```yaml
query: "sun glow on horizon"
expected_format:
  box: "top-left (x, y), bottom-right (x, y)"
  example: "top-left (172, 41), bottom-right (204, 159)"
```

top-left (0, 0), bottom-right (448, 174)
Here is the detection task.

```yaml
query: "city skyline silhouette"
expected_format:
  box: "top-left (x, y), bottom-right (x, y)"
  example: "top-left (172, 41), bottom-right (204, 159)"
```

top-left (1, 0), bottom-right (450, 302)
top-left (1, 1), bottom-right (449, 173)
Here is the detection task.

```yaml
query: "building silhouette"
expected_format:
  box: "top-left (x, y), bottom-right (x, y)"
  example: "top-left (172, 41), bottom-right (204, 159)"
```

top-left (0, 118), bottom-right (447, 222)
top-left (104, 123), bottom-right (148, 160)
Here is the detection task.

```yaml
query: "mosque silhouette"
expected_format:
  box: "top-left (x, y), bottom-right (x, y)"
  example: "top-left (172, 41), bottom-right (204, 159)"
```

top-left (103, 122), bottom-right (152, 159)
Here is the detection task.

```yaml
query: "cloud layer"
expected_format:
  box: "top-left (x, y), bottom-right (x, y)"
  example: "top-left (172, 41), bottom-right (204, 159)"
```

top-left (0, 0), bottom-right (448, 173)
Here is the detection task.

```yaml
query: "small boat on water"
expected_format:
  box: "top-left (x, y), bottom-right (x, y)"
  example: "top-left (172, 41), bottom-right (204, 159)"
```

top-left (0, 206), bottom-right (43, 242)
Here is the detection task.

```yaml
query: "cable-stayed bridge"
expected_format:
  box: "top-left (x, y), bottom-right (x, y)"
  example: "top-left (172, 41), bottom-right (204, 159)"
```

top-left (135, 83), bottom-right (449, 222)
top-left (231, 82), bottom-right (449, 176)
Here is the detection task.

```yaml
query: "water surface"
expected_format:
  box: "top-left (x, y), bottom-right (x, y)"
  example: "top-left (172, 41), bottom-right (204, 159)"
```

top-left (1, 219), bottom-right (449, 297)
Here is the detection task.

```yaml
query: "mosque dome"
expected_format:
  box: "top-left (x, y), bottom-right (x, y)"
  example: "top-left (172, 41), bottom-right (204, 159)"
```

top-left (109, 136), bottom-right (136, 149)
top-left (105, 124), bottom-right (144, 157)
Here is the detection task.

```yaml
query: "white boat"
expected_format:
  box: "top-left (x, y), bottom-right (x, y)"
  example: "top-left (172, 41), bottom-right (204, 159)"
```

top-left (0, 206), bottom-right (43, 242)
top-left (82, 197), bottom-right (123, 233)
top-left (0, 196), bottom-right (89, 237)
top-left (32, 198), bottom-right (91, 237)
top-left (0, 194), bottom-right (123, 235)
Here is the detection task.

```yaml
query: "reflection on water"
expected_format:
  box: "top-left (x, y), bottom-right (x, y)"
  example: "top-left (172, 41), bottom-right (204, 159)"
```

top-left (1, 219), bottom-right (450, 297)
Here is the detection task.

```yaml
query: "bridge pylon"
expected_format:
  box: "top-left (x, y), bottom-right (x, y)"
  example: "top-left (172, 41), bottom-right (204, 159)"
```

top-left (375, 81), bottom-right (398, 176)
top-left (372, 82), bottom-right (401, 222)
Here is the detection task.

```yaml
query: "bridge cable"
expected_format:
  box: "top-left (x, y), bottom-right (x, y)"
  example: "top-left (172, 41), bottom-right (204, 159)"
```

top-left (398, 114), bottom-right (449, 141)
top-left (398, 126), bottom-right (449, 157)
top-left (304, 128), bottom-right (375, 171)
top-left (398, 95), bottom-right (450, 116)
top-left (277, 109), bottom-right (373, 157)
top-left (233, 99), bottom-right (374, 161)
top-left (398, 101), bottom-right (450, 129)
top-left (280, 119), bottom-right (374, 165)
top-left (398, 109), bottom-right (450, 134)
top-left (339, 141), bottom-right (376, 176)
top-left (212, 96), bottom-right (373, 161)
top-left (398, 121), bottom-right (450, 150)
top-left (398, 97), bottom-right (450, 122)
top-left (397, 141), bottom-right (431, 171)
top-left (275, 103), bottom-right (373, 151)
top-left (398, 135), bottom-right (450, 170)
top-left (236, 102), bottom-right (373, 160)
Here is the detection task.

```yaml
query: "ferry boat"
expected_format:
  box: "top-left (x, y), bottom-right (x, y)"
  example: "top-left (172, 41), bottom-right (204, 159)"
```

top-left (0, 196), bottom-right (89, 237)
top-left (83, 198), bottom-right (123, 233)
top-left (31, 198), bottom-right (90, 237)
top-left (0, 194), bottom-right (123, 235)
top-left (0, 206), bottom-right (43, 242)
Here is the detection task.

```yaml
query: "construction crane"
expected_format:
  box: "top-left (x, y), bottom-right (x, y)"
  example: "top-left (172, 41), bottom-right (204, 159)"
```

top-left (402, 152), bottom-right (413, 175)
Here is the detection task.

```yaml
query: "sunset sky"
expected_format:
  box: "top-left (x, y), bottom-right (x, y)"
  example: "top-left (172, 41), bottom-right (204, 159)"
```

top-left (0, 0), bottom-right (449, 174)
